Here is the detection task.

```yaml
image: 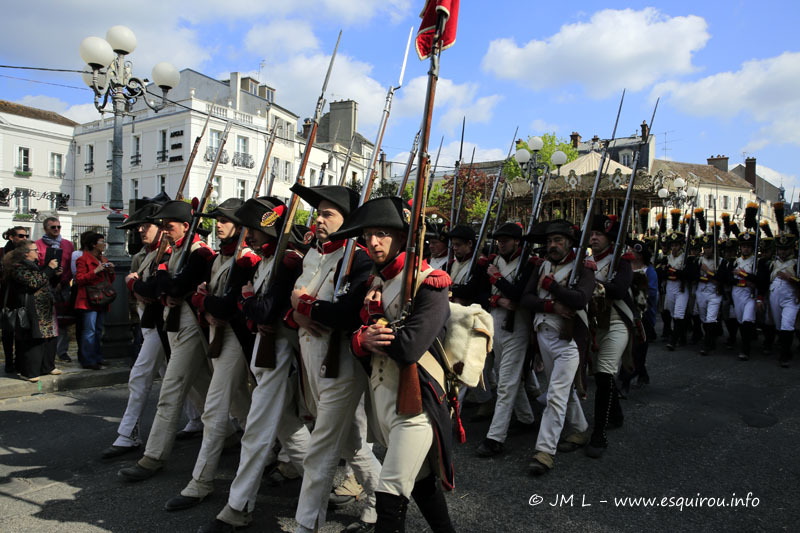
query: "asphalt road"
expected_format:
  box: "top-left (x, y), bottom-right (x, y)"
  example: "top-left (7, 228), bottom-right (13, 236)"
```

top-left (0, 335), bottom-right (798, 532)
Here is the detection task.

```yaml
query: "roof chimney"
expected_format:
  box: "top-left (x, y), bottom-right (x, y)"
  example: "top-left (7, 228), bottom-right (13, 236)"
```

top-left (570, 132), bottom-right (581, 149)
top-left (745, 157), bottom-right (757, 187)
top-left (641, 120), bottom-right (649, 142)
top-left (302, 118), bottom-right (312, 140)
top-left (707, 154), bottom-right (728, 173)
top-left (229, 72), bottom-right (241, 111)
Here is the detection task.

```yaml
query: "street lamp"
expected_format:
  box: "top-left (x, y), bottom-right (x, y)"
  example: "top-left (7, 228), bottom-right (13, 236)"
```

top-left (79, 25), bottom-right (180, 354)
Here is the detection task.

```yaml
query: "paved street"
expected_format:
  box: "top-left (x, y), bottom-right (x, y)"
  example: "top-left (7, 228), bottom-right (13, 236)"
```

top-left (1, 335), bottom-right (798, 532)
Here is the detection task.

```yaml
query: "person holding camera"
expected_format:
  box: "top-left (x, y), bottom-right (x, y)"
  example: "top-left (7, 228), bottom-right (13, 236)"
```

top-left (35, 217), bottom-right (75, 363)
top-left (74, 232), bottom-right (115, 370)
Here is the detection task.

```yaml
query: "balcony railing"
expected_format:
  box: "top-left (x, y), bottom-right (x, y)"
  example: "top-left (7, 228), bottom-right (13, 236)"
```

top-left (157, 149), bottom-right (169, 163)
top-left (106, 159), bottom-right (113, 170)
top-left (84, 162), bottom-right (94, 173)
top-left (130, 153), bottom-right (142, 166)
top-left (233, 152), bottom-right (255, 169)
top-left (204, 147), bottom-right (229, 164)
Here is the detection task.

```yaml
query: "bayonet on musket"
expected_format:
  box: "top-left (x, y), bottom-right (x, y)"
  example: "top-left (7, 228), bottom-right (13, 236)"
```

top-left (454, 146), bottom-right (476, 225)
top-left (447, 118), bottom-right (466, 267)
top-left (425, 135), bottom-right (444, 202)
top-left (397, 130), bottom-right (421, 197)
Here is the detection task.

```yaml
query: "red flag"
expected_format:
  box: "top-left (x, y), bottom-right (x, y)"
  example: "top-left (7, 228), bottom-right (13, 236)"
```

top-left (416, 0), bottom-right (459, 60)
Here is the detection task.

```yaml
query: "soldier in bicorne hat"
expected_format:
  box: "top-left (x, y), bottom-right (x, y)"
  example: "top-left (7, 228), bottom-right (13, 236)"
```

top-left (520, 219), bottom-right (594, 476)
top-left (335, 196), bottom-right (456, 532)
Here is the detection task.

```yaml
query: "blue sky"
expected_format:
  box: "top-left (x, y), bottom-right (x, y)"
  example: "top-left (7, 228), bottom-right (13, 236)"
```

top-left (2, 1), bottom-right (799, 194)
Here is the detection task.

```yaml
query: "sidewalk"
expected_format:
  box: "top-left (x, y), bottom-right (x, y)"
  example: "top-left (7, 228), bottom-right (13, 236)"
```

top-left (0, 355), bottom-right (131, 401)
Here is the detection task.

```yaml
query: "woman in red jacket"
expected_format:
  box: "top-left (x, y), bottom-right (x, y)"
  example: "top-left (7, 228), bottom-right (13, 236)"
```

top-left (75, 232), bottom-right (115, 369)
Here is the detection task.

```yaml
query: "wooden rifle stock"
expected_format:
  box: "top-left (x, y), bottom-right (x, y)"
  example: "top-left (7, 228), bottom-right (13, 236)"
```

top-left (254, 330), bottom-right (277, 369)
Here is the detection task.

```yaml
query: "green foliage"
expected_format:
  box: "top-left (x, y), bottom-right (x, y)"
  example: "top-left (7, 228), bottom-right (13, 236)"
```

top-left (371, 177), bottom-right (398, 199)
top-left (507, 132), bottom-right (579, 180)
top-left (182, 198), bottom-right (215, 231)
top-left (294, 209), bottom-right (310, 226)
top-left (466, 192), bottom-right (493, 223)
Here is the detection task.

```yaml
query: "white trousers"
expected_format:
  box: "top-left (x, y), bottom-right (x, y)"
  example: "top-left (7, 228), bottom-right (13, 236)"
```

top-left (695, 282), bottom-right (722, 324)
top-left (226, 330), bottom-right (311, 513)
top-left (182, 324), bottom-right (251, 498)
top-left (770, 280), bottom-right (800, 331)
top-left (486, 308), bottom-right (534, 443)
top-left (295, 336), bottom-right (380, 530)
top-left (367, 379), bottom-right (433, 498)
top-left (594, 318), bottom-right (627, 376)
top-left (116, 326), bottom-right (166, 442)
top-left (732, 286), bottom-right (756, 324)
top-left (534, 324), bottom-right (588, 456)
top-left (664, 280), bottom-right (689, 319)
top-left (143, 303), bottom-right (211, 463)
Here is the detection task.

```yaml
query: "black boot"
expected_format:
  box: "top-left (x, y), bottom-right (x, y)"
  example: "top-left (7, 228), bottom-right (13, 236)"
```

top-left (661, 311), bottom-right (672, 339)
top-left (609, 379), bottom-right (624, 428)
top-left (691, 316), bottom-right (703, 344)
top-left (678, 318), bottom-right (689, 346)
top-left (700, 323), bottom-right (713, 355)
top-left (762, 324), bottom-right (775, 354)
top-left (779, 330), bottom-right (793, 368)
top-left (586, 373), bottom-right (613, 458)
top-left (739, 322), bottom-right (754, 360)
top-left (375, 492), bottom-right (409, 533)
top-left (725, 319), bottom-right (738, 348)
top-left (666, 319), bottom-right (681, 351)
top-left (411, 475), bottom-right (456, 533)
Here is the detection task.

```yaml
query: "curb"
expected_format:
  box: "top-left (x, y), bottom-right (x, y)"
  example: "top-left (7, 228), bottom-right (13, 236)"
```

top-left (0, 365), bottom-right (130, 400)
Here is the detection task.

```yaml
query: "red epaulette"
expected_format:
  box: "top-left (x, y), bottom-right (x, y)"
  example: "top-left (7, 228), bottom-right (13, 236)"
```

top-left (423, 269), bottom-right (452, 289)
top-left (529, 256), bottom-right (544, 266)
top-left (157, 262), bottom-right (168, 272)
top-left (236, 251), bottom-right (260, 268)
top-left (621, 252), bottom-right (635, 261)
top-left (366, 274), bottom-right (376, 287)
top-left (282, 251), bottom-right (303, 269)
top-left (195, 245), bottom-right (215, 262)
top-left (584, 259), bottom-right (597, 271)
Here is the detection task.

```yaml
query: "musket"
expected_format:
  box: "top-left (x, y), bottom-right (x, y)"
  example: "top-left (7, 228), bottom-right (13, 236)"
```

top-left (269, 31), bottom-right (341, 290)
top-left (447, 118), bottom-right (466, 266)
top-left (322, 27), bottom-right (414, 379)
top-left (488, 175), bottom-right (509, 256)
top-left (463, 126), bottom-right (518, 286)
top-left (307, 125), bottom-right (338, 224)
top-left (569, 89), bottom-right (626, 287)
top-left (336, 133), bottom-right (357, 186)
top-left (454, 146), bottom-right (476, 224)
top-left (207, 122), bottom-right (279, 358)
top-left (396, 130), bottom-right (420, 197)
top-left (609, 98), bottom-right (659, 280)
top-left (425, 135), bottom-right (444, 202)
top-left (396, 10), bottom-right (450, 416)
top-left (165, 120), bottom-right (232, 332)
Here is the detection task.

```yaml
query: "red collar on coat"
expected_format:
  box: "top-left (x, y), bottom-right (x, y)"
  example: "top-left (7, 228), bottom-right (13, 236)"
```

top-left (319, 239), bottom-right (346, 255)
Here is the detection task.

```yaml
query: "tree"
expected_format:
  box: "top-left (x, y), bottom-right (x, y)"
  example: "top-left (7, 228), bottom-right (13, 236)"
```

top-left (294, 208), bottom-right (310, 226)
top-left (431, 167), bottom-right (499, 227)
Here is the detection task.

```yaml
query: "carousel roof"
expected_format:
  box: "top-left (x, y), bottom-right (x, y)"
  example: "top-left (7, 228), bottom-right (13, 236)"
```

top-left (558, 150), bottom-right (633, 176)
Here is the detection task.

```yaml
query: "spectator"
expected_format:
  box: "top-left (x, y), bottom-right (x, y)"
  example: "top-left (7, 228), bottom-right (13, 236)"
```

top-left (1, 226), bottom-right (30, 373)
top-left (35, 217), bottom-right (75, 363)
top-left (2, 241), bottom-right (61, 381)
top-left (74, 233), bottom-right (115, 370)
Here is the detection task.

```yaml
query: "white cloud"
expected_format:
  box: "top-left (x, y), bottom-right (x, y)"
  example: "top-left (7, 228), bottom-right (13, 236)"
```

top-left (654, 52), bottom-right (800, 150)
top-left (244, 20), bottom-right (319, 58)
top-left (481, 8), bottom-right (710, 98)
top-left (530, 118), bottom-right (559, 133)
top-left (16, 95), bottom-right (100, 124)
top-left (392, 141), bottom-right (507, 175)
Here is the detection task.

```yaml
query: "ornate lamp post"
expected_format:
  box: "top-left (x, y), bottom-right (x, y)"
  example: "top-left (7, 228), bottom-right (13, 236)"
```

top-left (79, 25), bottom-right (180, 354)
top-left (514, 137), bottom-right (567, 220)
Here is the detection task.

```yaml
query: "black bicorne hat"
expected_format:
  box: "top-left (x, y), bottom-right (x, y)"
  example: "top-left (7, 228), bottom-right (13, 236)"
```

top-left (150, 200), bottom-right (193, 224)
top-left (492, 222), bottom-right (523, 240)
top-left (590, 214), bottom-right (620, 242)
top-left (525, 219), bottom-right (577, 243)
top-left (426, 221), bottom-right (448, 242)
top-left (447, 224), bottom-right (476, 243)
top-left (327, 196), bottom-right (410, 241)
top-left (204, 198), bottom-right (245, 225)
top-left (290, 184), bottom-right (359, 216)
top-left (118, 203), bottom-right (162, 229)
top-left (234, 196), bottom-right (287, 239)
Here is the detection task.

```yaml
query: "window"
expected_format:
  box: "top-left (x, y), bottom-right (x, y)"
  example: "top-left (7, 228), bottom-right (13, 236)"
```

top-left (284, 161), bottom-right (292, 182)
top-left (107, 140), bottom-right (114, 170)
top-left (328, 174), bottom-right (334, 186)
top-left (86, 185), bottom-right (93, 206)
top-left (85, 144), bottom-right (95, 173)
top-left (158, 129), bottom-right (168, 162)
top-left (621, 153), bottom-right (631, 167)
top-left (14, 188), bottom-right (30, 213)
top-left (131, 135), bottom-right (141, 166)
top-left (707, 194), bottom-right (713, 208)
top-left (272, 157), bottom-right (281, 181)
top-left (17, 147), bottom-right (30, 171)
top-left (236, 136), bottom-right (249, 155)
top-left (737, 197), bottom-right (744, 210)
top-left (50, 153), bottom-right (63, 177)
top-left (237, 179), bottom-right (247, 200)
top-left (49, 192), bottom-right (58, 211)
top-left (723, 196), bottom-right (730, 210)
top-left (209, 130), bottom-right (221, 150)
top-left (310, 168), bottom-right (316, 183)
top-left (159, 175), bottom-right (167, 193)
top-left (131, 179), bottom-right (139, 200)
top-left (107, 182), bottom-right (112, 202)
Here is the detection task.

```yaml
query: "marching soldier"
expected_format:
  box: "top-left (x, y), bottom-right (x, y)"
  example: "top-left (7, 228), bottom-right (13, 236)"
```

top-left (620, 238), bottom-right (658, 391)
top-left (585, 215), bottom-right (631, 458)
top-left (118, 200), bottom-right (215, 481)
top-left (475, 222), bottom-right (537, 457)
top-left (770, 207), bottom-right (799, 368)
top-left (447, 225), bottom-right (480, 304)
top-left (340, 196), bottom-right (456, 533)
top-left (426, 222), bottom-right (449, 271)
top-left (729, 206), bottom-right (760, 361)
top-left (658, 224), bottom-right (690, 351)
top-left (757, 221), bottom-right (776, 353)
top-left (200, 197), bottom-right (312, 532)
top-left (102, 201), bottom-right (170, 459)
top-left (286, 184), bottom-right (381, 533)
top-left (695, 232), bottom-right (722, 355)
top-left (520, 219), bottom-right (594, 476)
top-left (164, 198), bottom-right (258, 511)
